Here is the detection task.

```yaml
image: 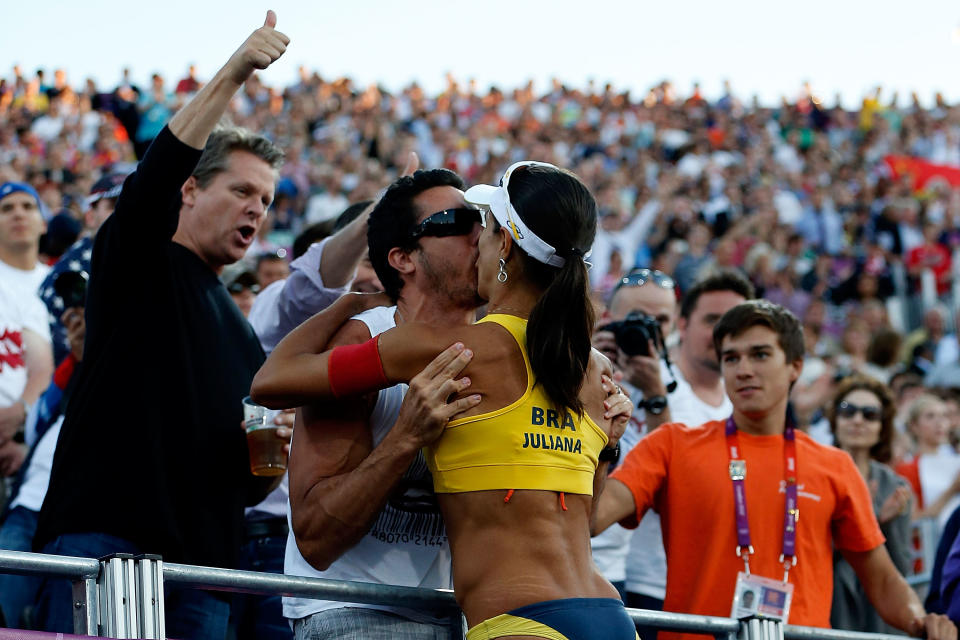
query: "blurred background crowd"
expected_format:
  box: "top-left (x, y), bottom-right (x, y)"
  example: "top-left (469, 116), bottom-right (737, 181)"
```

top-left (2, 63), bottom-right (960, 630)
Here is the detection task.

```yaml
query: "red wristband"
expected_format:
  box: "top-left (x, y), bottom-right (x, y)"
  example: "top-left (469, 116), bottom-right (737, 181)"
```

top-left (328, 336), bottom-right (388, 397)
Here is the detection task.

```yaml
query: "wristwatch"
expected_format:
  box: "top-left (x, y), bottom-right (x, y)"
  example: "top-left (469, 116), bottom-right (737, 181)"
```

top-left (641, 395), bottom-right (668, 415)
top-left (598, 441), bottom-right (620, 463)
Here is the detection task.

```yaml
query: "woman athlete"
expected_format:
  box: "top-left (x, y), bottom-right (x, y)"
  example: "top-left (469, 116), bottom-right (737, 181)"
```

top-left (254, 161), bottom-right (638, 640)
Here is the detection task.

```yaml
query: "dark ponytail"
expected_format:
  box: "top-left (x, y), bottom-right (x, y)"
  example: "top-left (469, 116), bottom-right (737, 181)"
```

top-left (507, 166), bottom-right (597, 416)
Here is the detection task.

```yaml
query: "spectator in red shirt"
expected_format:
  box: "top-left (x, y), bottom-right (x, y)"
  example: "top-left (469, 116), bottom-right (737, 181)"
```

top-left (906, 221), bottom-right (951, 295)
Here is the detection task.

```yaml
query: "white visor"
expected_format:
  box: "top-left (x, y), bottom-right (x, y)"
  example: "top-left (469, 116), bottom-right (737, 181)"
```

top-left (465, 160), bottom-right (589, 268)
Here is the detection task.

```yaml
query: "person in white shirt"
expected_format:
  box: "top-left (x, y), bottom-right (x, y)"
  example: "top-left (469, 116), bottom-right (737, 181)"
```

top-left (0, 280), bottom-right (53, 473)
top-left (0, 182), bottom-right (54, 477)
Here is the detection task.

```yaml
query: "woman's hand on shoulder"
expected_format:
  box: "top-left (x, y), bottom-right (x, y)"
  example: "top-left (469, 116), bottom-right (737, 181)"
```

top-left (393, 343), bottom-right (481, 450)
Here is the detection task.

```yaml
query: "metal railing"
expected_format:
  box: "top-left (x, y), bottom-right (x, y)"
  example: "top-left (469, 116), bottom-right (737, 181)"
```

top-left (0, 549), bottom-right (910, 640)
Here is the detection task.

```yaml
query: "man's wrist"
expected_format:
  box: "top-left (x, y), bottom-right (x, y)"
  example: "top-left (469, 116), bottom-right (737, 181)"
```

top-left (640, 395), bottom-right (668, 416)
top-left (386, 426), bottom-right (429, 459)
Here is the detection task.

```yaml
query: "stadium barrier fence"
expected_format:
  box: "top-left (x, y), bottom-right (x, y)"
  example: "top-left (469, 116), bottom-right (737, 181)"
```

top-left (0, 549), bottom-right (924, 640)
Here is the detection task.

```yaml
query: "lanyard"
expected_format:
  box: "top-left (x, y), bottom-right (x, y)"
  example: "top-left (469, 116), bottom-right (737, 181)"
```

top-left (725, 416), bottom-right (799, 583)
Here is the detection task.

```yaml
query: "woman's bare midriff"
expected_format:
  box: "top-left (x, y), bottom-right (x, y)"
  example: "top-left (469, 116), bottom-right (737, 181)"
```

top-left (439, 489), bottom-right (619, 628)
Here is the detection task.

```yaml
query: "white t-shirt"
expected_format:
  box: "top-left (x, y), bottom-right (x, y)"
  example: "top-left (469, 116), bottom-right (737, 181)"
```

top-left (283, 306), bottom-right (452, 624)
top-left (0, 259), bottom-right (50, 303)
top-left (0, 278), bottom-right (51, 407)
top-left (624, 363), bottom-right (732, 599)
top-left (919, 447), bottom-right (960, 530)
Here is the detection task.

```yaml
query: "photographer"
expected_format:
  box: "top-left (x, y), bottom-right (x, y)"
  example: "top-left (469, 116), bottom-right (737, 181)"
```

top-left (594, 268), bottom-right (678, 432)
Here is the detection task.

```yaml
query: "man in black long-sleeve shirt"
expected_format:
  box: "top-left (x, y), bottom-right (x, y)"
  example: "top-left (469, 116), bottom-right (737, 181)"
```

top-left (33, 12), bottom-right (290, 638)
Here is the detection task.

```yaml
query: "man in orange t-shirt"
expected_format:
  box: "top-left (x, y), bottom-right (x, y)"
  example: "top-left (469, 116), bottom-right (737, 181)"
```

top-left (593, 301), bottom-right (955, 640)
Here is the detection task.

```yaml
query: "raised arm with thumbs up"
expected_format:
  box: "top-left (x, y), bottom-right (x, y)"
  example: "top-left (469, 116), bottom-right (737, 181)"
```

top-left (169, 10), bottom-right (290, 149)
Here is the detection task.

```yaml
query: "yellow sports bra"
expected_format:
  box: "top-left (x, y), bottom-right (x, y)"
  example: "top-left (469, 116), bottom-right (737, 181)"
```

top-left (424, 314), bottom-right (608, 495)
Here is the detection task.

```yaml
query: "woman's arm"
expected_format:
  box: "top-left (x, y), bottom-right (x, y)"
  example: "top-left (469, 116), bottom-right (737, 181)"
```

top-left (251, 292), bottom-right (388, 407)
top-left (251, 294), bottom-right (473, 408)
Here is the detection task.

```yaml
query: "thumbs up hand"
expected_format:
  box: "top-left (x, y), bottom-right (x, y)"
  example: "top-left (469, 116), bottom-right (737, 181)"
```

top-left (226, 10), bottom-right (290, 85)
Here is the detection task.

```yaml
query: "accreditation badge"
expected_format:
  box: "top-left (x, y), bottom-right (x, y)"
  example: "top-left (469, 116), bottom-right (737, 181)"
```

top-left (730, 572), bottom-right (794, 622)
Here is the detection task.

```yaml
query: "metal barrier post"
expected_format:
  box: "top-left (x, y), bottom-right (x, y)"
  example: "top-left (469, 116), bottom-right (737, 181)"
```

top-left (71, 575), bottom-right (99, 635)
top-left (772, 620), bottom-right (785, 640)
top-left (135, 554), bottom-right (165, 639)
top-left (99, 553), bottom-right (140, 638)
top-left (739, 616), bottom-right (784, 640)
top-left (740, 617), bottom-right (760, 640)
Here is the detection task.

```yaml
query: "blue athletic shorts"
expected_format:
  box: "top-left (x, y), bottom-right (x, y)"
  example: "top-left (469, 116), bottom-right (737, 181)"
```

top-left (466, 597), bottom-right (638, 640)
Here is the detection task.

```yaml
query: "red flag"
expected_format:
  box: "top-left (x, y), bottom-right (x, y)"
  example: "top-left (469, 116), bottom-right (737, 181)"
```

top-left (884, 155), bottom-right (960, 192)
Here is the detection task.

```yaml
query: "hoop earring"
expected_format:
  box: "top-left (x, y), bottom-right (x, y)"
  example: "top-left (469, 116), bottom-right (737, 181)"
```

top-left (497, 258), bottom-right (508, 283)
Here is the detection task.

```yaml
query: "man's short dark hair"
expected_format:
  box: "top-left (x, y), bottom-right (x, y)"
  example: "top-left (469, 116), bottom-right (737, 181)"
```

top-left (192, 126), bottom-right (284, 188)
top-left (713, 300), bottom-right (804, 363)
top-left (367, 169), bottom-right (464, 302)
top-left (680, 269), bottom-right (755, 319)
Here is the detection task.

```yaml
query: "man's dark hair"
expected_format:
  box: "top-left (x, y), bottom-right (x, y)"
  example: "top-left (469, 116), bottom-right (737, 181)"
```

top-left (680, 269), bottom-right (755, 319)
top-left (866, 328), bottom-right (901, 368)
top-left (192, 126), bottom-right (284, 188)
top-left (712, 300), bottom-right (804, 363)
top-left (367, 169), bottom-right (464, 302)
top-left (889, 370), bottom-right (924, 400)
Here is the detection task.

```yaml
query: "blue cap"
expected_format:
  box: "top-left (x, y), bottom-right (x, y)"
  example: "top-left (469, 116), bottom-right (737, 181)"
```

top-left (0, 181), bottom-right (40, 205)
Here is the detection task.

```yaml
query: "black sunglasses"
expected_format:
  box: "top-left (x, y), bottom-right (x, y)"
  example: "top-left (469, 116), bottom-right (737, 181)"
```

top-left (409, 208), bottom-right (482, 240)
top-left (836, 401), bottom-right (882, 422)
top-left (614, 268), bottom-right (675, 293)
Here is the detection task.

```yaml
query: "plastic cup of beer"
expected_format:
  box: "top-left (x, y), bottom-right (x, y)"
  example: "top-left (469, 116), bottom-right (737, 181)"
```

top-left (242, 396), bottom-right (287, 477)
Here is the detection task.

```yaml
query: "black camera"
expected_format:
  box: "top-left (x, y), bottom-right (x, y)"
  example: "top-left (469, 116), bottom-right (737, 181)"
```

top-left (53, 270), bottom-right (89, 309)
top-left (601, 311), bottom-right (666, 357)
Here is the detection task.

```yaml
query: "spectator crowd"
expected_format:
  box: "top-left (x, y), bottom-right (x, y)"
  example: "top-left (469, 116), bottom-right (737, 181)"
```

top-left (1, 36), bottom-right (960, 637)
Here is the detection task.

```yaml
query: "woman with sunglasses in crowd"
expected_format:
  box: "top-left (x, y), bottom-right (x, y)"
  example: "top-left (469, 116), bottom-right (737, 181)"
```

top-left (827, 374), bottom-right (913, 632)
top-left (254, 161), bottom-right (638, 640)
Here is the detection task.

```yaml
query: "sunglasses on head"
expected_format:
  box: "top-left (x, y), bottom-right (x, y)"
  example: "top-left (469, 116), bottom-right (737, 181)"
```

top-left (614, 268), bottom-right (675, 293)
top-left (836, 401), bottom-right (882, 422)
top-left (409, 207), bottom-right (482, 240)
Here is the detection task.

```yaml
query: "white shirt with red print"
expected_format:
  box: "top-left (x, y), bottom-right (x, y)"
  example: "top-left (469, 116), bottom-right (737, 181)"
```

top-left (0, 279), bottom-right (51, 407)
